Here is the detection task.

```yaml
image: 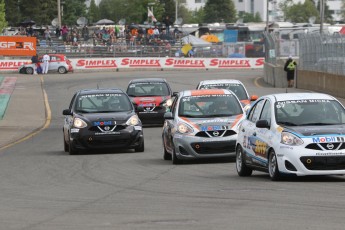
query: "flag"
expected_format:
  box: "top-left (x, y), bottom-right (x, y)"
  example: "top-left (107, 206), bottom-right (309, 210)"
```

top-left (148, 8), bottom-right (157, 22)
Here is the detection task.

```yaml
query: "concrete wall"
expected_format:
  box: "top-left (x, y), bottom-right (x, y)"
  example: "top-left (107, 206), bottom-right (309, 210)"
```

top-left (264, 62), bottom-right (345, 99)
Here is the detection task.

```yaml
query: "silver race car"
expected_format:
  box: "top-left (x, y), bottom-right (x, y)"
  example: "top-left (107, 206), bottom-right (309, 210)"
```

top-left (162, 89), bottom-right (245, 164)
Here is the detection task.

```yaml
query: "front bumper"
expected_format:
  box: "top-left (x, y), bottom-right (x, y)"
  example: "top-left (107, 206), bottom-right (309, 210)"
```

top-left (276, 147), bottom-right (345, 176)
top-left (173, 134), bottom-right (237, 160)
top-left (70, 126), bottom-right (143, 151)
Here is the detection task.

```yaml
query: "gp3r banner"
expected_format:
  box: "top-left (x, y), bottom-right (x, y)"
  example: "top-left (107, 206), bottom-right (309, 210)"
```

top-left (0, 36), bottom-right (37, 56)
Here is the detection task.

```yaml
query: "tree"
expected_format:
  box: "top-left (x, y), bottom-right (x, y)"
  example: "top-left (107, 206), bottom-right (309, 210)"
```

top-left (238, 12), bottom-right (262, 23)
top-left (4, 0), bottom-right (20, 27)
top-left (62, 0), bottom-right (87, 26)
top-left (284, 0), bottom-right (319, 23)
top-left (20, 0), bottom-right (57, 26)
top-left (203, 0), bottom-right (236, 23)
top-left (0, 0), bottom-right (7, 32)
top-left (88, 0), bottom-right (100, 24)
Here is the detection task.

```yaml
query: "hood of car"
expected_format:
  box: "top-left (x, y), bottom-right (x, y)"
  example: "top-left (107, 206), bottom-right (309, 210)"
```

top-left (78, 111), bottom-right (134, 124)
top-left (286, 125), bottom-right (345, 136)
top-left (181, 115), bottom-right (243, 132)
top-left (131, 96), bottom-right (170, 106)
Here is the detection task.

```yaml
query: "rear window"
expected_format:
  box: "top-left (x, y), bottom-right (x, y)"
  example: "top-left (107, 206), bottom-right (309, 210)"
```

top-left (127, 82), bottom-right (170, 97)
top-left (199, 83), bottom-right (248, 100)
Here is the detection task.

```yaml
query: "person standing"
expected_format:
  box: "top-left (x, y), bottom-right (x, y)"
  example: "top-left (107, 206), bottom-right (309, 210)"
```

top-left (284, 55), bottom-right (297, 88)
top-left (42, 53), bottom-right (50, 74)
top-left (163, 16), bottom-right (172, 37)
top-left (31, 54), bottom-right (39, 74)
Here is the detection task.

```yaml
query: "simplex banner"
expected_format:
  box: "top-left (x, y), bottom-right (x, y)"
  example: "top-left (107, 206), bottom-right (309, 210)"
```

top-left (0, 57), bottom-right (264, 72)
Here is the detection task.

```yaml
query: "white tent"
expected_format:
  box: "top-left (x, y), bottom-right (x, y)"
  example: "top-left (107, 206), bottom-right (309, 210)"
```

top-left (181, 35), bottom-right (211, 47)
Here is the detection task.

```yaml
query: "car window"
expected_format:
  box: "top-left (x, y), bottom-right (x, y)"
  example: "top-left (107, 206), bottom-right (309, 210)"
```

top-left (178, 94), bottom-right (243, 118)
top-left (127, 82), bottom-right (170, 97)
top-left (69, 93), bottom-right (77, 110)
top-left (248, 99), bottom-right (265, 123)
top-left (75, 93), bottom-right (132, 113)
top-left (170, 95), bottom-right (179, 116)
top-left (199, 83), bottom-right (248, 100)
top-left (259, 100), bottom-right (271, 124)
top-left (275, 99), bottom-right (345, 126)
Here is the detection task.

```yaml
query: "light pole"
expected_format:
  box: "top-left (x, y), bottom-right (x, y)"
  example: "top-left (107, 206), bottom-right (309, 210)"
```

top-left (57, 0), bottom-right (61, 27)
top-left (175, 0), bottom-right (178, 24)
top-left (320, 0), bottom-right (325, 35)
top-left (266, 0), bottom-right (269, 34)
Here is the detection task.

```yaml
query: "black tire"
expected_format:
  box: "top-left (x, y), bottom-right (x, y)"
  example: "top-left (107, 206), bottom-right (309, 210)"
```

top-left (268, 149), bottom-right (281, 181)
top-left (172, 144), bottom-right (182, 165)
top-left (26, 67), bottom-right (34, 74)
top-left (135, 140), bottom-right (144, 152)
top-left (69, 141), bottom-right (78, 155)
top-left (58, 66), bottom-right (67, 74)
top-left (63, 134), bottom-right (68, 152)
top-left (236, 145), bottom-right (253, 176)
top-left (163, 144), bottom-right (172, 160)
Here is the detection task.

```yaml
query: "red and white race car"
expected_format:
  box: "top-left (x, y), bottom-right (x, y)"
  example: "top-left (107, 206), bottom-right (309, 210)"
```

top-left (126, 78), bottom-right (173, 126)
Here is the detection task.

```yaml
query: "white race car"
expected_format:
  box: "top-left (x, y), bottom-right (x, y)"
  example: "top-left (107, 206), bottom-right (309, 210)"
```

top-left (236, 92), bottom-right (345, 180)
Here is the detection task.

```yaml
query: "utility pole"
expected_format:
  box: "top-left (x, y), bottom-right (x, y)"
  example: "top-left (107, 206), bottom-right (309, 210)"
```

top-left (320, 0), bottom-right (325, 35)
top-left (175, 0), bottom-right (178, 23)
top-left (266, 0), bottom-right (269, 34)
top-left (57, 0), bottom-right (61, 27)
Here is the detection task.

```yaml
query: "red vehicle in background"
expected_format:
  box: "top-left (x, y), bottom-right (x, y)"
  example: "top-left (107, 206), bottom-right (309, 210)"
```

top-left (126, 78), bottom-right (173, 126)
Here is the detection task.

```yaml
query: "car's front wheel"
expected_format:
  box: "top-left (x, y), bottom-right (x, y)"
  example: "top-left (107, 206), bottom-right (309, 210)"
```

top-left (58, 66), bottom-right (67, 74)
top-left (268, 149), bottom-right (281, 181)
top-left (68, 140), bottom-right (78, 155)
top-left (172, 143), bottom-right (182, 165)
top-left (63, 133), bottom-right (68, 152)
top-left (26, 67), bottom-right (34, 74)
top-left (135, 140), bottom-right (144, 152)
top-left (236, 145), bottom-right (252, 176)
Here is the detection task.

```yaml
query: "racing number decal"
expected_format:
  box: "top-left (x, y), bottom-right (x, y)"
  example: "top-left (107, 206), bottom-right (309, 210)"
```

top-left (254, 140), bottom-right (266, 156)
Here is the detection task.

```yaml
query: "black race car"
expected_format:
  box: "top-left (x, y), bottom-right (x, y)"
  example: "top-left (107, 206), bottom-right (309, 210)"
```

top-left (62, 88), bottom-right (144, 154)
top-left (126, 78), bottom-right (173, 126)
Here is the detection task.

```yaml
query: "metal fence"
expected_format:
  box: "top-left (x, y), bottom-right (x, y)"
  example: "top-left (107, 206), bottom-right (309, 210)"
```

top-left (299, 33), bottom-right (345, 75)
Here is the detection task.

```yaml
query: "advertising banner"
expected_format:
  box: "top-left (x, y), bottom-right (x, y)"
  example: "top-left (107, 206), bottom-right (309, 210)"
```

top-left (0, 36), bottom-right (37, 56)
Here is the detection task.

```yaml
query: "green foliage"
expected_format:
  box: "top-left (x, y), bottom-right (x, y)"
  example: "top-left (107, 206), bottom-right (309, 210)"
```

top-left (203, 0), bottom-right (236, 23)
top-left (238, 12), bottom-right (262, 23)
top-left (0, 0), bottom-right (7, 32)
top-left (20, 0), bottom-right (57, 26)
top-left (317, 0), bottom-right (333, 23)
top-left (4, 0), bottom-right (19, 26)
top-left (88, 0), bottom-right (100, 24)
top-left (285, 0), bottom-right (319, 23)
top-left (62, 0), bottom-right (87, 26)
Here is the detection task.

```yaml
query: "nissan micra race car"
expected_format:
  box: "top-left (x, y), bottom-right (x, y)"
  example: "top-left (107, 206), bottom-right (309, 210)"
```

top-left (236, 93), bottom-right (345, 180)
top-left (62, 88), bottom-right (144, 154)
top-left (162, 89), bottom-right (245, 164)
top-left (126, 78), bottom-right (173, 126)
top-left (196, 79), bottom-right (258, 109)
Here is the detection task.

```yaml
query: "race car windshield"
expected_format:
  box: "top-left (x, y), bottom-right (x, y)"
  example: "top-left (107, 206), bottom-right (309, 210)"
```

top-left (199, 84), bottom-right (248, 100)
top-left (75, 93), bottom-right (132, 113)
top-left (178, 94), bottom-right (243, 118)
top-left (127, 82), bottom-right (170, 97)
top-left (275, 99), bottom-right (345, 126)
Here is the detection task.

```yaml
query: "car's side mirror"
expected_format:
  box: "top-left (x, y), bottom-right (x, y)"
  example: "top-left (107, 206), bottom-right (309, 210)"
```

top-left (62, 109), bottom-right (72, 116)
top-left (137, 106), bottom-right (144, 112)
top-left (172, 92), bottom-right (178, 97)
top-left (250, 95), bottom-right (259, 101)
top-left (256, 119), bottom-right (270, 129)
top-left (164, 112), bottom-right (173, 120)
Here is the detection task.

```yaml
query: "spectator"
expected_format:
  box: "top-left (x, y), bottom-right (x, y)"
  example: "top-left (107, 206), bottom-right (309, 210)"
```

top-left (147, 27), bottom-right (154, 38)
top-left (26, 26), bottom-right (33, 36)
top-left (153, 26), bottom-right (160, 38)
top-left (61, 25), bottom-right (69, 43)
top-left (31, 54), bottom-right (39, 75)
top-left (284, 55), bottom-right (297, 88)
top-left (228, 47), bottom-right (245, 58)
top-left (82, 25), bottom-right (89, 42)
top-left (55, 26), bottom-right (61, 38)
top-left (163, 16), bottom-right (172, 36)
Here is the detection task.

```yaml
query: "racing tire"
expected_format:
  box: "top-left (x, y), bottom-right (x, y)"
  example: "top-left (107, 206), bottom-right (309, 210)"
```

top-left (172, 144), bottom-right (182, 165)
top-left (268, 149), bottom-right (281, 181)
top-left (63, 135), bottom-right (69, 152)
top-left (135, 140), bottom-right (145, 152)
top-left (26, 67), bottom-right (34, 74)
top-left (58, 66), bottom-right (67, 74)
top-left (236, 145), bottom-right (252, 176)
top-left (163, 144), bottom-right (172, 160)
top-left (68, 142), bottom-right (78, 155)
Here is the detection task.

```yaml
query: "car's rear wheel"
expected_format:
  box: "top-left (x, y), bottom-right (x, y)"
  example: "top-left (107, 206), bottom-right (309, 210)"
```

top-left (236, 145), bottom-right (252, 176)
top-left (58, 66), bottom-right (67, 74)
top-left (268, 149), bottom-right (281, 181)
top-left (135, 140), bottom-right (144, 152)
top-left (172, 143), bottom-right (182, 165)
top-left (26, 67), bottom-right (34, 74)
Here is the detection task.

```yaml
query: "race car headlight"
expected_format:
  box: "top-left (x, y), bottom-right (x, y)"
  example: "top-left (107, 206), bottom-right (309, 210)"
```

top-left (126, 115), bottom-right (139, 126)
top-left (73, 118), bottom-right (87, 128)
top-left (177, 122), bottom-right (194, 134)
top-left (281, 132), bottom-right (303, 146)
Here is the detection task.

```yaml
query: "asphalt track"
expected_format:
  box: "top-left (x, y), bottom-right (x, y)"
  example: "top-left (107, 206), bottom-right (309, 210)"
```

top-left (0, 70), bottom-right (345, 230)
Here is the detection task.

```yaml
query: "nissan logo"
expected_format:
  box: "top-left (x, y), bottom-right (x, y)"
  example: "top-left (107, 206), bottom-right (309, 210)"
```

top-left (213, 131), bottom-right (220, 137)
top-left (104, 126), bottom-right (110, 131)
top-left (327, 143), bottom-right (334, 150)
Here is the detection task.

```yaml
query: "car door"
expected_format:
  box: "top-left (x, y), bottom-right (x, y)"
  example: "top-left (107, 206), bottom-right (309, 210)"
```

top-left (240, 99), bottom-right (265, 166)
top-left (163, 95), bottom-right (179, 154)
top-left (48, 55), bottom-right (59, 71)
top-left (64, 93), bottom-right (77, 140)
